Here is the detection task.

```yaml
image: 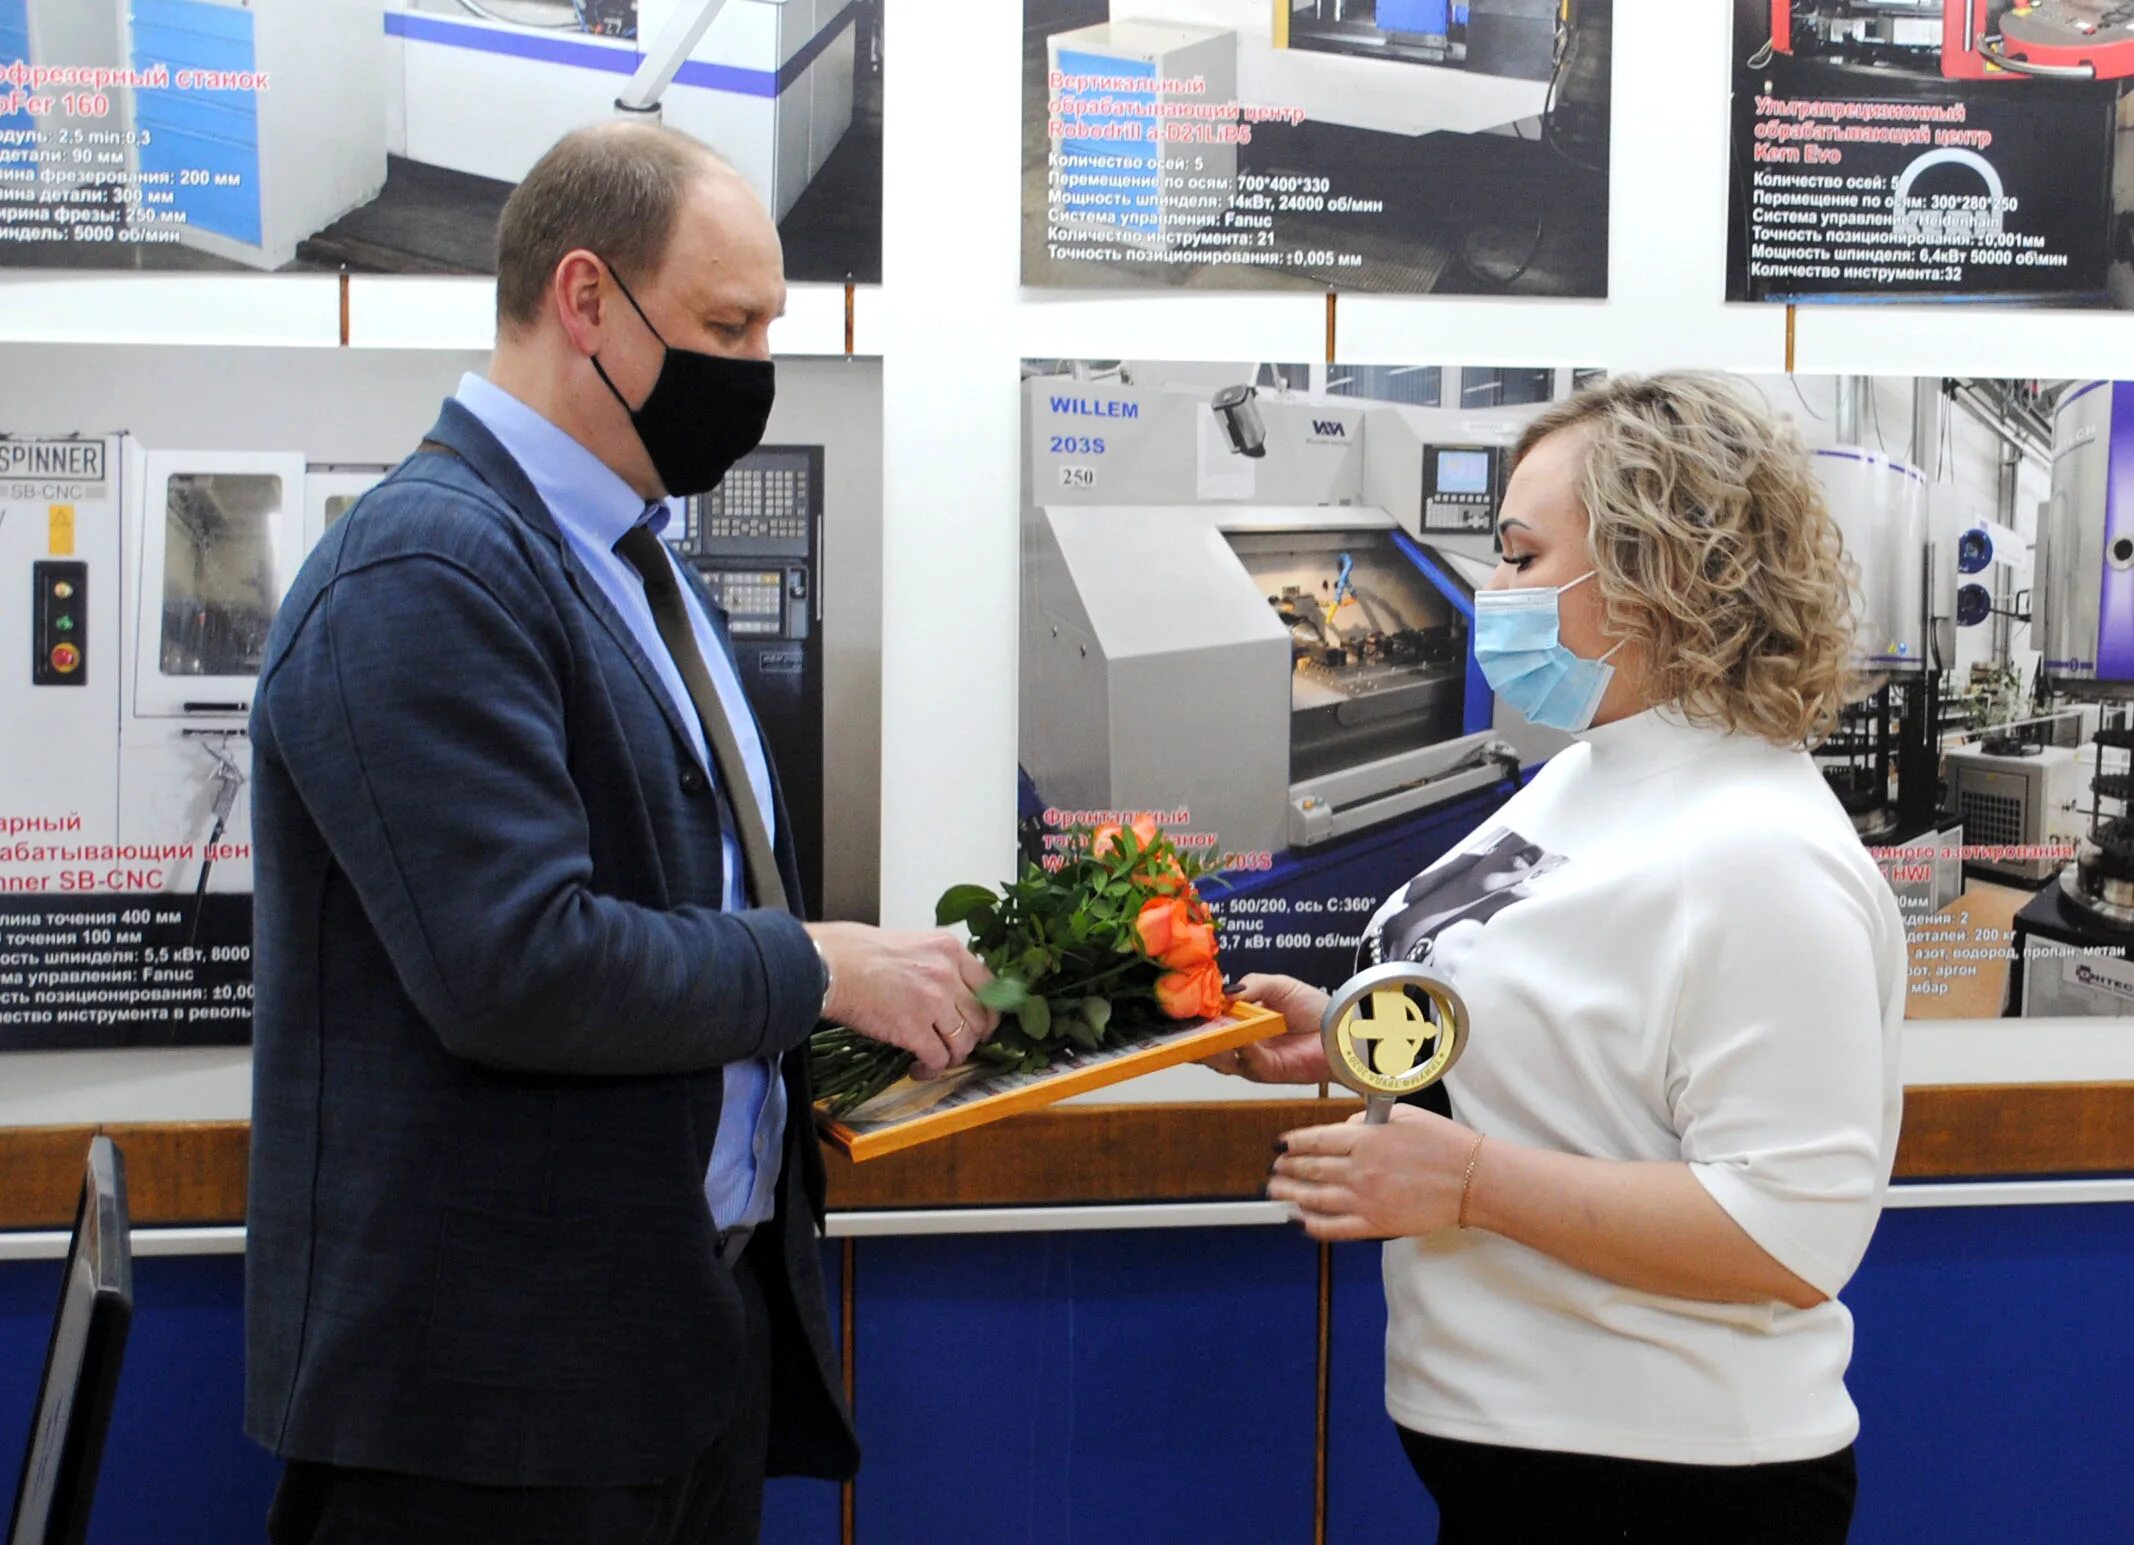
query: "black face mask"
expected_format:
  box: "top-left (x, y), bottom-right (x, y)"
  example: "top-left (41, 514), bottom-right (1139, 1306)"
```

top-left (589, 265), bottom-right (775, 499)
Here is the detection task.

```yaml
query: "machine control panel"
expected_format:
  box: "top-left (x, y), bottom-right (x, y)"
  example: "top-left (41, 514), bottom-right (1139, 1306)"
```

top-left (32, 561), bottom-right (87, 686)
top-left (669, 446), bottom-right (825, 644)
top-left (702, 568), bottom-right (807, 640)
top-left (685, 447), bottom-right (820, 560)
top-left (1421, 444), bottom-right (1503, 535)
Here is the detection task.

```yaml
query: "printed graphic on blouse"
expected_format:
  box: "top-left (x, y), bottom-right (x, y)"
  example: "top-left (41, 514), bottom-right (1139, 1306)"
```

top-left (1360, 828), bottom-right (1568, 982)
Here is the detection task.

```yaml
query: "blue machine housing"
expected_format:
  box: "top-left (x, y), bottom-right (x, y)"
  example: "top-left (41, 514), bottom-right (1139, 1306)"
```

top-left (129, 0), bottom-right (262, 246)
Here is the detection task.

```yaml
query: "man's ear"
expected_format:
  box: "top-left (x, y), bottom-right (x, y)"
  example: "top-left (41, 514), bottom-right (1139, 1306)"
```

top-left (552, 250), bottom-right (609, 358)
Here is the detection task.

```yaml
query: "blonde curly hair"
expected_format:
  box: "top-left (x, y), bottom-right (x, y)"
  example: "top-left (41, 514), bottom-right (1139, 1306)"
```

top-left (1513, 372), bottom-right (1863, 749)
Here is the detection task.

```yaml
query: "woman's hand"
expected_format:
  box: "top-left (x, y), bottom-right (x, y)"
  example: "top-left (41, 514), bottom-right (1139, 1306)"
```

top-left (1202, 973), bottom-right (1332, 1084)
top-left (1267, 1106), bottom-right (1477, 1241)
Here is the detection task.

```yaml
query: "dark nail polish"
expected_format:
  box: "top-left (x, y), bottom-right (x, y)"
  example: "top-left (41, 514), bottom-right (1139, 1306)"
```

top-left (1273, 1139), bottom-right (1289, 1155)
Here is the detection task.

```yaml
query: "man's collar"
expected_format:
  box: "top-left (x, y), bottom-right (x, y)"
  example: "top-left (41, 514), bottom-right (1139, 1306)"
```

top-left (454, 373), bottom-right (678, 551)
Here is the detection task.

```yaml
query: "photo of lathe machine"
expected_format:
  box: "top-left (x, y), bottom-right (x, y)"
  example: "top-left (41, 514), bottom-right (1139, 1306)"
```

top-left (1, 434), bottom-right (385, 1046)
top-left (0, 0), bottom-right (879, 277)
top-left (1019, 361), bottom-right (1581, 987)
top-left (1, 345), bottom-right (880, 1052)
top-left (2, 433), bottom-right (839, 1043)
top-left (1018, 365), bottom-right (2134, 1016)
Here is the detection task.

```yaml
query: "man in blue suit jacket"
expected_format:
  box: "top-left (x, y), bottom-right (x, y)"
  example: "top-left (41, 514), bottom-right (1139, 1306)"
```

top-left (244, 123), bottom-right (994, 1545)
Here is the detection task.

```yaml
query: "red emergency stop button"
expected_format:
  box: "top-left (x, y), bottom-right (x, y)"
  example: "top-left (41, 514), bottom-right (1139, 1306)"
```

top-left (50, 643), bottom-right (80, 674)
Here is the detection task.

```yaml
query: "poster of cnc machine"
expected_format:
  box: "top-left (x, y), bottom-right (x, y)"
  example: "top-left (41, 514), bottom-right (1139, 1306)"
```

top-left (1727, 0), bottom-right (2134, 307)
top-left (1020, 359), bottom-right (2134, 1021)
top-left (1024, 1), bottom-right (1613, 295)
top-left (1018, 359), bottom-right (1584, 997)
top-left (0, 0), bottom-right (881, 282)
top-left (0, 345), bottom-right (883, 1051)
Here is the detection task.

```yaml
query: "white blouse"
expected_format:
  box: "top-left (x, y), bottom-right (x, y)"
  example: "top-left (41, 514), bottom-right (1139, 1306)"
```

top-left (1368, 707), bottom-right (1906, 1465)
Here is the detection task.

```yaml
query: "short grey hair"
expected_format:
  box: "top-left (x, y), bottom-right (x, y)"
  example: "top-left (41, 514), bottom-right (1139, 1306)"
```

top-left (494, 121), bottom-right (726, 330)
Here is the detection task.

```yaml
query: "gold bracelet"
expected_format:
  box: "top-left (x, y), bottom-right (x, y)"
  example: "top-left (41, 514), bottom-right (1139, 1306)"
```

top-left (1456, 1132), bottom-right (1487, 1230)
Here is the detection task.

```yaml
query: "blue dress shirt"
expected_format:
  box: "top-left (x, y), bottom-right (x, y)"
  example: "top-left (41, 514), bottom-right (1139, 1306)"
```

top-left (455, 373), bottom-right (785, 1232)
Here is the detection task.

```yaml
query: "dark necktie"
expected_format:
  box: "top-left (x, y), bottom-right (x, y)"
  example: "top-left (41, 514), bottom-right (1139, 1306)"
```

top-left (613, 522), bottom-right (787, 913)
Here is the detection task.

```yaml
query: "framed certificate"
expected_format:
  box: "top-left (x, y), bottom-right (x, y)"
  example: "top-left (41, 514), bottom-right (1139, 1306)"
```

top-left (816, 1001), bottom-right (1286, 1161)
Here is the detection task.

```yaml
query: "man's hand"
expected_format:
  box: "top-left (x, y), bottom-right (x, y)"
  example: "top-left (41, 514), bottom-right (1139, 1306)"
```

top-left (1201, 973), bottom-right (1332, 1084)
top-left (807, 923), bottom-right (999, 1073)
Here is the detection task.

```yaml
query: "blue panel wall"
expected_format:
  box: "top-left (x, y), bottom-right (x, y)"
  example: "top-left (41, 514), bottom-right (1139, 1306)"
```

top-left (0, 1254), bottom-right (279, 1545)
top-left (2, 1248), bottom-right (845, 1545)
top-left (762, 1243), bottom-right (845, 1544)
top-left (1844, 1202), bottom-right (2134, 1544)
top-left (1326, 1202), bottom-right (2134, 1545)
top-left (5, 1207), bottom-right (2133, 1542)
top-left (761, 1474), bottom-right (840, 1544)
top-left (1325, 1241), bottom-right (1439, 1543)
top-left (0, 1258), bottom-right (55, 1527)
top-left (852, 1228), bottom-right (1320, 1545)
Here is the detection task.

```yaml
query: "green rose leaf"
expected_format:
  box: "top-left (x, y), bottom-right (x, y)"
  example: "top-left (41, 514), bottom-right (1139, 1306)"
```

top-left (978, 976), bottom-right (1030, 1012)
top-left (936, 884), bottom-right (1000, 927)
top-left (1019, 995), bottom-right (1053, 1039)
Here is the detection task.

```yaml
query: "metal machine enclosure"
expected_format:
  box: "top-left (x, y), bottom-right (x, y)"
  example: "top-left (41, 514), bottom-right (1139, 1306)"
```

top-left (1945, 742), bottom-right (2084, 882)
top-left (1021, 376), bottom-right (1560, 861)
top-left (1, 435), bottom-right (390, 1046)
top-left (669, 443), bottom-right (827, 914)
top-left (1044, 19), bottom-right (1239, 253)
top-left (2041, 381), bottom-right (2134, 700)
top-left (393, 0), bottom-right (855, 226)
top-left (1814, 448), bottom-right (1933, 672)
top-left (1772, 0), bottom-right (2134, 81)
top-left (117, 0), bottom-right (388, 268)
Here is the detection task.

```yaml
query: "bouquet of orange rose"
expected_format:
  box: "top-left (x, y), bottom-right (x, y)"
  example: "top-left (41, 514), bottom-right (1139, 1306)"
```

top-left (809, 818), bottom-right (1230, 1119)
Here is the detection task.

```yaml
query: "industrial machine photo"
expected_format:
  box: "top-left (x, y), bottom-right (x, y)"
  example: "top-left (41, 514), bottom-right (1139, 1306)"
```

top-left (0, 0), bottom-right (882, 278)
top-left (666, 444), bottom-right (828, 912)
top-left (1287, 0), bottom-right (1559, 77)
top-left (1767, 373), bottom-right (2134, 1018)
top-left (2002, 375), bottom-right (2134, 1014)
top-left (2, 433), bottom-right (383, 1046)
top-left (1018, 360), bottom-right (1583, 987)
top-left (1803, 435), bottom-right (1967, 913)
top-left (1767, 0), bottom-right (2134, 81)
top-left (1, 344), bottom-right (881, 1051)
top-left (1026, 0), bottom-right (1612, 295)
top-left (1731, 0), bottom-right (2134, 307)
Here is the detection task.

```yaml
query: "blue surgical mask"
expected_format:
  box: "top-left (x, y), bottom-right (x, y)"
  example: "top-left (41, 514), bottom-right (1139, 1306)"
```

top-left (1473, 571), bottom-right (1626, 733)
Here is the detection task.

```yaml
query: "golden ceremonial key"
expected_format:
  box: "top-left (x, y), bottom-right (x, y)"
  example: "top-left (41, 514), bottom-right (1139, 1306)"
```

top-left (1319, 962), bottom-right (1470, 1124)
